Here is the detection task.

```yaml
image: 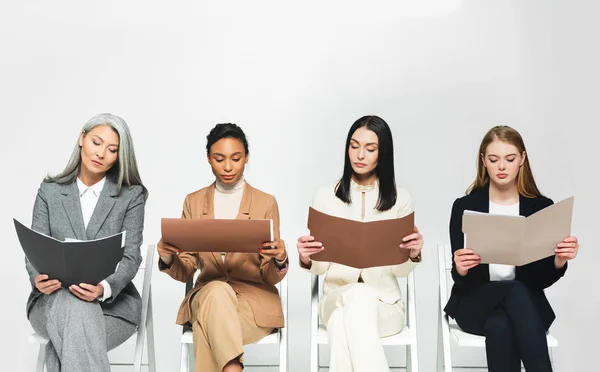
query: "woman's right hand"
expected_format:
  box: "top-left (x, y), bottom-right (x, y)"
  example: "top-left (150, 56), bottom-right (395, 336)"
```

top-left (157, 241), bottom-right (180, 264)
top-left (297, 235), bottom-right (324, 265)
top-left (454, 248), bottom-right (481, 276)
top-left (35, 274), bottom-right (61, 295)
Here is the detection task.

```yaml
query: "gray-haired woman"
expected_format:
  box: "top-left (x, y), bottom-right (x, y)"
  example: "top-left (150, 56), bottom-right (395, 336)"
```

top-left (26, 113), bottom-right (148, 372)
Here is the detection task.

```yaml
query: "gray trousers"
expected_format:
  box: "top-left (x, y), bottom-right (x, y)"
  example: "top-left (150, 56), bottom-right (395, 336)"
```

top-left (29, 289), bottom-right (137, 372)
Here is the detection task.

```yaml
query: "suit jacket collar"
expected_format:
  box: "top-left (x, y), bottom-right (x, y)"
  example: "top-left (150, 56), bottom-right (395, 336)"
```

top-left (60, 177), bottom-right (119, 240)
top-left (202, 181), bottom-right (254, 268)
top-left (469, 183), bottom-right (537, 217)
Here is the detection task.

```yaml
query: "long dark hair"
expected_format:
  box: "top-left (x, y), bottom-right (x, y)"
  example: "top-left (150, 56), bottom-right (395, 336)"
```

top-left (335, 115), bottom-right (397, 211)
top-left (206, 123), bottom-right (249, 155)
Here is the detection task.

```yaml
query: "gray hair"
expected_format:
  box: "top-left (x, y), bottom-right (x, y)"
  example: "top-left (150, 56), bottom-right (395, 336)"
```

top-left (45, 113), bottom-right (148, 200)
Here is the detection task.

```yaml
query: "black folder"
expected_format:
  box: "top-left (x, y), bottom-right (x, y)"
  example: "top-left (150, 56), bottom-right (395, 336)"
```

top-left (14, 219), bottom-right (124, 287)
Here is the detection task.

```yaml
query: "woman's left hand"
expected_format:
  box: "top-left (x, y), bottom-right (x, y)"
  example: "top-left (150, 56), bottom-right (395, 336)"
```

top-left (260, 239), bottom-right (287, 261)
top-left (69, 282), bottom-right (104, 301)
top-left (400, 225), bottom-right (424, 259)
top-left (554, 236), bottom-right (579, 268)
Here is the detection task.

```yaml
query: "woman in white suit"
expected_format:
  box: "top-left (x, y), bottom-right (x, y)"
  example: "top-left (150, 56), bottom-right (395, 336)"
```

top-left (297, 115), bottom-right (423, 372)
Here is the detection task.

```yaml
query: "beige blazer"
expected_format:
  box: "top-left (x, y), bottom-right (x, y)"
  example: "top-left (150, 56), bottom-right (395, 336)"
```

top-left (159, 182), bottom-right (287, 328)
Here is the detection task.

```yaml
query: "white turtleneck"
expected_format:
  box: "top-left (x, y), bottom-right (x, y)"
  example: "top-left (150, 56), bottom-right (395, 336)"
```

top-left (214, 177), bottom-right (245, 262)
top-left (214, 177), bottom-right (245, 219)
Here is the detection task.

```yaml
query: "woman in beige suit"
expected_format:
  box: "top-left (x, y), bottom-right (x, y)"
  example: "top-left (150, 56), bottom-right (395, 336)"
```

top-left (157, 123), bottom-right (288, 372)
top-left (297, 115), bottom-right (424, 372)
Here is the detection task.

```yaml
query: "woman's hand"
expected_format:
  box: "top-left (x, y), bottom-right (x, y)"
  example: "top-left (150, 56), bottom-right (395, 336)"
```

top-left (260, 239), bottom-right (287, 261)
top-left (400, 225), bottom-right (424, 259)
top-left (69, 282), bottom-right (104, 301)
top-left (296, 235), bottom-right (324, 266)
top-left (157, 240), bottom-right (180, 264)
top-left (554, 236), bottom-right (579, 269)
top-left (454, 248), bottom-right (481, 276)
top-left (34, 274), bottom-right (61, 295)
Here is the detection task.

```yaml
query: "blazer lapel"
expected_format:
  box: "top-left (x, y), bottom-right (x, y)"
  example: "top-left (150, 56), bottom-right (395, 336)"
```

top-left (60, 183), bottom-right (87, 240)
top-left (227, 182), bottom-right (254, 266)
top-left (85, 179), bottom-right (117, 240)
top-left (471, 184), bottom-right (490, 213)
top-left (201, 184), bottom-right (224, 269)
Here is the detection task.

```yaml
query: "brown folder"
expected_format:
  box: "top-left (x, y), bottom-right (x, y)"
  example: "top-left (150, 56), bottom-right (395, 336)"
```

top-left (161, 218), bottom-right (273, 253)
top-left (462, 196), bottom-right (574, 266)
top-left (307, 207), bottom-right (414, 269)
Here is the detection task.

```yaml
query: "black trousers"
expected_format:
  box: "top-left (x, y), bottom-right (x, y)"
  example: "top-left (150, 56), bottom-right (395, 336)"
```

top-left (454, 280), bottom-right (552, 372)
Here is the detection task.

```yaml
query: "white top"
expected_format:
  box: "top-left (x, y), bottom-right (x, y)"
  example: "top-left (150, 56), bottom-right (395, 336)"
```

top-left (214, 177), bottom-right (245, 219)
top-left (488, 201), bottom-right (519, 281)
top-left (307, 179), bottom-right (418, 304)
top-left (214, 177), bottom-right (245, 263)
top-left (75, 176), bottom-right (111, 301)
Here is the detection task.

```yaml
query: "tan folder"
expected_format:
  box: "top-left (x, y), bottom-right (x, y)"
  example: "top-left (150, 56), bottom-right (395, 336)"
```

top-left (161, 218), bottom-right (273, 252)
top-left (462, 196), bottom-right (574, 266)
top-left (307, 207), bottom-right (414, 269)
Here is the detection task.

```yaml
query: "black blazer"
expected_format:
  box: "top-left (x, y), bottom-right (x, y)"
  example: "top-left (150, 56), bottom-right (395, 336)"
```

top-left (443, 184), bottom-right (568, 329)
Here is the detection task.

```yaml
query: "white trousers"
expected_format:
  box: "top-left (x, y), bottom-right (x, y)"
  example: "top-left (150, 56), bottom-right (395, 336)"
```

top-left (319, 283), bottom-right (405, 372)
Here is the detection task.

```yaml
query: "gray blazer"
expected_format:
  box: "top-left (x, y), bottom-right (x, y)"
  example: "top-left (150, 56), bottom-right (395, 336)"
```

top-left (25, 177), bottom-right (145, 325)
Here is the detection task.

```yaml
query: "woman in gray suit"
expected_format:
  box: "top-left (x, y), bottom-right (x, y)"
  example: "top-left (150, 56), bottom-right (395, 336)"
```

top-left (26, 113), bottom-right (148, 372)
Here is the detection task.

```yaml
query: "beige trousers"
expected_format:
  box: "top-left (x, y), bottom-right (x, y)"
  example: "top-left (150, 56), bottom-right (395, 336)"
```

top-left (190, 281), bottom-right (273, 372)
top-left (319, 283), bottom-right (406, 372)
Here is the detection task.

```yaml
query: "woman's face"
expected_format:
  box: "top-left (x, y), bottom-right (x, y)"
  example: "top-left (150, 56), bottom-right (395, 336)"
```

top-left (482, 139), bottom-right (525, 187)
top-left (348, 126), bottom-right (379, 178)
top-left (79, 124), bottom-right (119, 179)
top-left (208, 137), bottom-right (248, 185)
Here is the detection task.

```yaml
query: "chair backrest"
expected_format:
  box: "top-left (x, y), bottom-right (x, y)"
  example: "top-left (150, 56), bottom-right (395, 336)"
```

top-left (437, 244), bottom-right (452, 308)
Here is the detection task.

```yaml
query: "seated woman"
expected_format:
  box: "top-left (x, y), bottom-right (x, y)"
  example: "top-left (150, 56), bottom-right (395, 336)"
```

top-left (444, 125), bottom-right (579, 372)
top-left (26, 113), bottom-right (148, 372)
top-left (158, 123), bottom-right (288, 372)
top-left (296, 115), bottom-right (423, 372)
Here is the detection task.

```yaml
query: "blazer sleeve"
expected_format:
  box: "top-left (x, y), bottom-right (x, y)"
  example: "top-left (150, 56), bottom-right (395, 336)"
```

top-left (449, 198), bottom-right (487, 288)
top-left (159, 195), bottom-right (200, 283)
top-left (518, 198), bottom-right (568, 289)
top-left (27, 182), bottom-right (49, 290)
top-left (391, 188), bottom-right (418, 277)
top-left (103, 186), bottom-right (145, 302)
top-left (260, 196), bottom-right (287, 286)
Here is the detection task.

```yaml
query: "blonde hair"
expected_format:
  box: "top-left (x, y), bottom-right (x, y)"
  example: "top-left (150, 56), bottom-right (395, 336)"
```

top-left (45, 113), bottom-right (148, 199)
top-left (467, 125), bottom-right (541, 198)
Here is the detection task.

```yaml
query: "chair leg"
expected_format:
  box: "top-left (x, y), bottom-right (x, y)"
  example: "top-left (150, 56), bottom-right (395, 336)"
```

top-left (410, 341), bottom-right (419, 372)
top-left (36, 344), bottom-right (46, 372)
top-left (311, 344), bottom-right (319, 372)
top-left (406, 345), bottom-right (412, 372)
top-left (180, 343), bottom-right (189, 372)
top-left (146, 305), bottom-right (157, 372)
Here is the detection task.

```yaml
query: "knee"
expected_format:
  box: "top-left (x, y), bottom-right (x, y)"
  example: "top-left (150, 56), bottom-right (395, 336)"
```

top-left (345, 283), bottom-right (378, 303)
top-left (484, 311), bottom-right (511, 338)
top-left (195, 281), bottom-right (235, 308)
top-left (52, 289), bottom-right (98, 311)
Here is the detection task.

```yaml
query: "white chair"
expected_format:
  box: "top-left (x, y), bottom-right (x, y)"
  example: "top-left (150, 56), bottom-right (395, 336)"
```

top-left (436, 244), bottom-right (557, 371)
top-left (179, 275), bottom-right (288, 372)
top-left (310, 272), bottom-right (419, 372)
top-left (29, 243), bottom-right (157, 372)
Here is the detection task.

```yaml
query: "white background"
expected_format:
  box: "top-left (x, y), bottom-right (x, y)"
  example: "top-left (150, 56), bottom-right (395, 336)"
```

top-left (1, 1), bottom-right (598, 371)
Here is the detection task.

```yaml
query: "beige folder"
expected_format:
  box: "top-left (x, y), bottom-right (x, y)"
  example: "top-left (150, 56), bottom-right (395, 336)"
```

top-left (307, 207), bottom-right (414, 269)
top-left (161, 218), bottom-right (273, 253)
top-left (462, 197), bottom-right (574, 266)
